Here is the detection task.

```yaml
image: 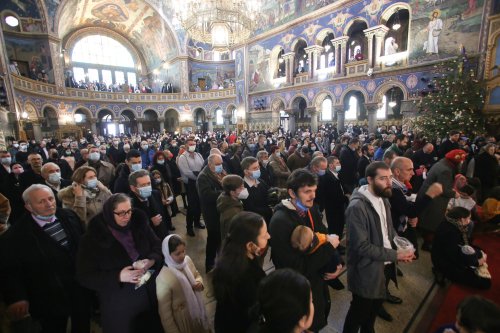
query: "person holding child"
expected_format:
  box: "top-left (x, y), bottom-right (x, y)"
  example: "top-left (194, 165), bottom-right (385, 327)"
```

top-left (156, 234), bottom-right (210, 333)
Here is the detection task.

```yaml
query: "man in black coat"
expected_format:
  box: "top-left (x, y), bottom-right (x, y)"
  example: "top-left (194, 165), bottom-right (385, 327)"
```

top-left (19, 153), bottom-right (45, 192)
top-left (321, 156), bottom-right (350, 236)
top-left (438, 130), bottom-right (460, 158)
top-left (241, 157), bottom-right (273, 224)
top-left (0, 151), bottom-right (24, 223)
top-left (0, 184), bottom-right (90, 333)
top-left (357, 143), bottom-right (374, 180)
top-left (339, 138), bottom-right (360, 194)
top-left (269, 169), bottom-right (339, 332)
top-left (196, 154), bottom-right (225, 272)
top-left (256, 150), bottom-right (272, 186)
top-left (128, 169), bottom-right (169, 240)
top-left (113, 149), bottom-right (142, 194)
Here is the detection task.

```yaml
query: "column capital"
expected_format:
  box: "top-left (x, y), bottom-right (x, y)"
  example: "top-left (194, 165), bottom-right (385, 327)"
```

top-left (334, 105), bottom-right (345, 113)
top-left (284, 109), bottom-right (295, 116)
top-left (364, 103), bottom-right (379, 113)
top-left (158, 117), bottom-right (165, 122)
top-left (369, 25), bottom-right (390, 38)
top-left (282, 52), bottom-right (295, 60)
top-left (306, 106), bottom-right (319, 115)
top-left (332, 36), bottom-right (349, 46)
top-left (304, 45), bottom-right (324, 55)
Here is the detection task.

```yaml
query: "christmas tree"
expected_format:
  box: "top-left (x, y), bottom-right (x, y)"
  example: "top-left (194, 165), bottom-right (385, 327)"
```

top-left (415, 56), bottom-right (486, 139)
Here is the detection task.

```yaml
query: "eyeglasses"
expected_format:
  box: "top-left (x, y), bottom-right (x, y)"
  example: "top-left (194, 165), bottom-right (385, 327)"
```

top-left (113, 209), bottom-right (132, 217)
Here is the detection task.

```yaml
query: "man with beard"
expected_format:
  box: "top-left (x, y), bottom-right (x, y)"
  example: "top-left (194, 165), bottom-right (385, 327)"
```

top-left (343, 162), bottom-right (414, 333)
top-left (357, 143), bottom-right (374, 180)
top-left (387, 134), bottom-right (408, 157)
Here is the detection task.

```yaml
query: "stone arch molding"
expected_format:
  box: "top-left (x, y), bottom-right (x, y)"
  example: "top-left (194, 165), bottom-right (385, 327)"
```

top-left (143, 108), bottom-right (160, 118)
top-left (225, 104), bottom-right (237, 117)
top-left (73, 106), bottom-right (94, 119)
top-left (315, 28), bottom-right (335, 46)
top-left (339, 86), bottom-right (369, 104)
top-left (343, 17), bottom-right (370, 36)
top-left (313, 90), bottom-right (336, 110)
top-left (288, 93), bottom-right (310, 110)
top-left (372, 81), bottom-right (409, 103)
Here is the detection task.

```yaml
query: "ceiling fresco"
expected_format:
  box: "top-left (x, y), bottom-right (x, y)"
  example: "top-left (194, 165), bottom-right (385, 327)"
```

top-left (57, 0), bottom-right (179, 70)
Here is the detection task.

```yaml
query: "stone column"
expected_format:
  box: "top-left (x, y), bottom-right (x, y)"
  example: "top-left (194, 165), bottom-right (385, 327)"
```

top-left (48, 36), bottom-right (66, 96)
top-left (137, 119), bottom-right (143, 134)
top-left (207, 115), bottom-right (214, 132)
top-left (32, 121), bottom-right (43, 141)
top-left (159, 117), bottom-right (165, 132)
top-left (333, 37), bottom-right (349, 76)
top-left (286, 110), bottom-right (296, 134)
top-left (363, 28), bottom-right (376, 68)
top-left (90, 119), bottom-right (97, 134)
top-left (335, 106), bottom-right (345, 132)
top-left (308, 107), bottom-right (319, 133)
top-left (365, 103), bottom-right (379, 134)
top-left (180, 59), bottom-right (189, 97)
top-left (223, 114), bottom-right (231, 132)
top-left (283, 52), bottom-right (295, 84)
top-left (304, 45), bottom-right (323, 79)
top-left (373, 25), bottom-right (390, 69)
top-left (333, 41), bottom-right (341, 74)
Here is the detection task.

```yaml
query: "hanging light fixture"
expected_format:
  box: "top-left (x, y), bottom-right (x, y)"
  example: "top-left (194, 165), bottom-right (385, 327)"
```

top-left (392, 9), bottom-right (401, 31)
top-left (174, 0), bottom-right (262, 49)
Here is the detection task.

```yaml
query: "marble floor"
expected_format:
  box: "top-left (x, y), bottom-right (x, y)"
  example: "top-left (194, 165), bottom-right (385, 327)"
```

top-left (175, 201), bottom-right (440, 333)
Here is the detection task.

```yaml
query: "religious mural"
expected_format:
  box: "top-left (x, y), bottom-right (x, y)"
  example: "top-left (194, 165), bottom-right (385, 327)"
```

top-left (0, 0), bottom-right (41, 19)
top-left (408, 0), bottom-right (485, 63)
top-left (188, 61), bottom-right (235, 92)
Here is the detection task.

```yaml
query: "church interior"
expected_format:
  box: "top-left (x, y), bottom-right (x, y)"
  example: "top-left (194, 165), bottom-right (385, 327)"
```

top-left (0, 1), bottom-right (500, 333)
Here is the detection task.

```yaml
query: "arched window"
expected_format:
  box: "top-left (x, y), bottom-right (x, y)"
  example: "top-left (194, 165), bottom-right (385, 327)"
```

top-left (215, 108), bottom-right (223, 125)
top-left (277, 49), bottom-right (286, 78)
top-left (320, 33), bottom-right (335, 69)
top-left (71, 34), bottom-right (138, 88)
top-left (231, 109), bottom-right (237, 124)
top-left (345, 96), bottom-right (358, 120)
top-left (377, 95), bottom-right (387, 119)
top-left (321, 98), bottom-right (333, 121)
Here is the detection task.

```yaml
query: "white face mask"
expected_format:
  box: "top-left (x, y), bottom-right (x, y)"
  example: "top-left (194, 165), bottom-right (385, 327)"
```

top-left (188, 145), bottom-right (196, 153)
top-left (237, 188), bottom-right (249, 199)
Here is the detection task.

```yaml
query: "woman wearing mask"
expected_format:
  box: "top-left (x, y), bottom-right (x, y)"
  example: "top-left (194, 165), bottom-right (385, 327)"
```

top-left (77, 194), bottom-right (163, 333)
top-left (217, 175), bottom-right (247, 242)
top-left (58, 166), bottom-right (112, 226)
top-left (212, 211), bottom-right (270, 333)
top-left (151, 152), bottom-right (172, 189)
top-left (151, 170), bottom-right (175, 231)
top-left (268, 145), bottom-right (291, 188)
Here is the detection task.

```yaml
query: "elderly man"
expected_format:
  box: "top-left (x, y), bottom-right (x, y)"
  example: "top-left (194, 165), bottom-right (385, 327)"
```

top-left (19, 153), bottom-right (45, 192)
top-left (83, 146), bottom-right (115, 188)
top-left (256, 150), bottom-right (271, 185)
top-left (128, 170), bottom-right (169, 240)
top-left (41, 162), bottom-right (72, 207)
top-left (197, 154), bottom-right (225, 272)
top-left (0, 184), bottom-right (89, 333)
top-left (48, 149), bottom-right (73, 180)
top-left (74, 148), bottom-right (89, 170)
top-left (178, 138), bottom-right (205, 235)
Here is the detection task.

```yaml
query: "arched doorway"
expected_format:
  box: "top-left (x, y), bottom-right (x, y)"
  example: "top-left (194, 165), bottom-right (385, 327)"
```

top-left (164, 109), bottom-right (179, 132)
top-left (377, 86), bottom-right (404, 120)
top-left (74, 108), bottom-right (92, 133)
top-left (97, 109), bottom-right (114, 136)
top-left (343, 91), bottom-right (366, 123)
top-left (121, 110), bottom-right (137, 134)
top-left (193, 108), bottom-right (206, 131)
top-left (143, 110), bottom-right (159, 133)
top-left (41, 107), bottom-right (59, 135)
top-left (347, 20), bottom-right (369, 62)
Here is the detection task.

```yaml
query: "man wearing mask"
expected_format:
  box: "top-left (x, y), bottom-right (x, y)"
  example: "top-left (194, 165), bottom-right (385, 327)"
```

top-left (287, 146), bottom-right (311, 172)
top-left (41, 162), bottom-right (72, 207)
top-left (113, 149), bottom-right (142, 194)
top-left (48, 149), bottom-right (73, 180)
top-left (0, 185), bottom-right (90, 333)
top-left (309, 156), bottom-right (328, 209)
top-left (19, 153), bottom-right (45, 192)
top-left (0, 151), bottom-right (23, 223)
top-left (256, 150), bottom-right (271, 186)
top-left (128, 170), bottom-right (169, 239)
top-left (196, 154), bottom-right (225, 272)
top-left (241, 157), bottom-right (272, 224)
top-left (140, 141), bottom-right (154, 169)
top-left (108, 138), bottom-right (125, 165)
top-left (178, 138), bottom-right (205, 236)
top-left (339, 138), bottom-right (360, 194)
top-left (38, 140), bottom-right (50, 163)
top-left (269, 169), bottom-right (340, 332)
top-left (168, 139), bottom-right (180, 158)
top-left (15, 141), bottom-right (30, 165)
top-left (8, 141), bottom-right (19, 163)
top-left (322, 156), bottom-right (350, 237)
top-left (83, 146), bottom-right (115, 188)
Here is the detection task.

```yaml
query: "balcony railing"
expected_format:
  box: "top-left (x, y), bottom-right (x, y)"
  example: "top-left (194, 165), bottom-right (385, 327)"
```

top-left (11, 74), bottom-right (236, 102)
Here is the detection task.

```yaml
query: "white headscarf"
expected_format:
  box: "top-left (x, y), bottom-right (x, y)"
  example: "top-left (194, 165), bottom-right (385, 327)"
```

top-left (161, 235), bottom-right (209, 329)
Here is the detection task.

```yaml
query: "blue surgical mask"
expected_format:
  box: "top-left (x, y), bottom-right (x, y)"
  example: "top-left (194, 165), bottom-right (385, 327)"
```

top-left (131, 163), bottom-right (142, 172)
top-left (335, 165), bottom-right (342, 172)
top-left (1, 157), bottom-right (11, 165)
top-left (89, 152), bottom-right (100, 161)
top-left (141, 145), bottom-right (149, 151)
top-left (48, 172), bottom-right (61, 183)
top-left (294, 196), bottom-right (308, 212)
top-left (86, 178), bottom-right (98, 189)
top-left (215, 164), bottom-right (223, 174)
top-left (251, 169), bottom-right (261, 180)
top-left (317, 169), bottom-right (326, 176)
top-left (138, 186), bottom-right (152, 198)
top-left (157, 159), bottom-right (165, 165)
top-left (154, 178), bottom-right (162, 184)
top-left (248, 144), bottom-right (256, 149)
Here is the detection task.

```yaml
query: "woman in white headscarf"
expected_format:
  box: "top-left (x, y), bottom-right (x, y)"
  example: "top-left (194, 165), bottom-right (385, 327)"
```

top-left (156, 234), bottom-right (211, 333)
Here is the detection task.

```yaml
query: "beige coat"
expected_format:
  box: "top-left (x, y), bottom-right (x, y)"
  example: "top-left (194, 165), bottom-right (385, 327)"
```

top-left (156, 257), bottom-right (211, 333)
top-left (82, 161), bottom-right (115, 188)
top-left (58, 185), bottom-right (112, 226)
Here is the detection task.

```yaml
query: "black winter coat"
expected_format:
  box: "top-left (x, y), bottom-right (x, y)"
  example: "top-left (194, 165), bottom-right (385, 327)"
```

top-left (269, 201), bottom-right (335, 331)
top-left (77, 209), bottom-right (163, 333)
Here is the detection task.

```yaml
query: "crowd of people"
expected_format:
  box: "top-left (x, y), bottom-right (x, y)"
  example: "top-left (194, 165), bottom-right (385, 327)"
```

top-left (0, 124), bottom-right (498, 333)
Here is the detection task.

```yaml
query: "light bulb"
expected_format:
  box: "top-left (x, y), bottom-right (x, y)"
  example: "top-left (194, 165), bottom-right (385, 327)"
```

top-left (392, 23), bottom-right (401, 31)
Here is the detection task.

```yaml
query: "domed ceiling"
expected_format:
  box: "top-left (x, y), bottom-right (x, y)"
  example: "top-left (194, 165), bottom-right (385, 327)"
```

top-left (56, 0), bottom-right (180, 70)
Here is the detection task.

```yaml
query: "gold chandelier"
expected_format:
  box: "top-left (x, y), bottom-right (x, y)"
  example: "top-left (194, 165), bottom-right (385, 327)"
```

top-left (174, 0), bottom-right (262, 49)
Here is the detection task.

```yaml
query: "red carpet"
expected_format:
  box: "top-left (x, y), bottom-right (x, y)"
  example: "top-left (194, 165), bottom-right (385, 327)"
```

top-left (427, 232), bottom-right (500, 332)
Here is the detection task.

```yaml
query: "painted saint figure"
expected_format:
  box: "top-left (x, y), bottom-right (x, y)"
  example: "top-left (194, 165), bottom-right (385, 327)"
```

top-left (424, 9), bottom-right (443, 54)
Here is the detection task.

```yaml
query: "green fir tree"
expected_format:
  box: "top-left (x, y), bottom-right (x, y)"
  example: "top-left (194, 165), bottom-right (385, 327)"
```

top-left (415, 58), bottom-right (486, 139)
